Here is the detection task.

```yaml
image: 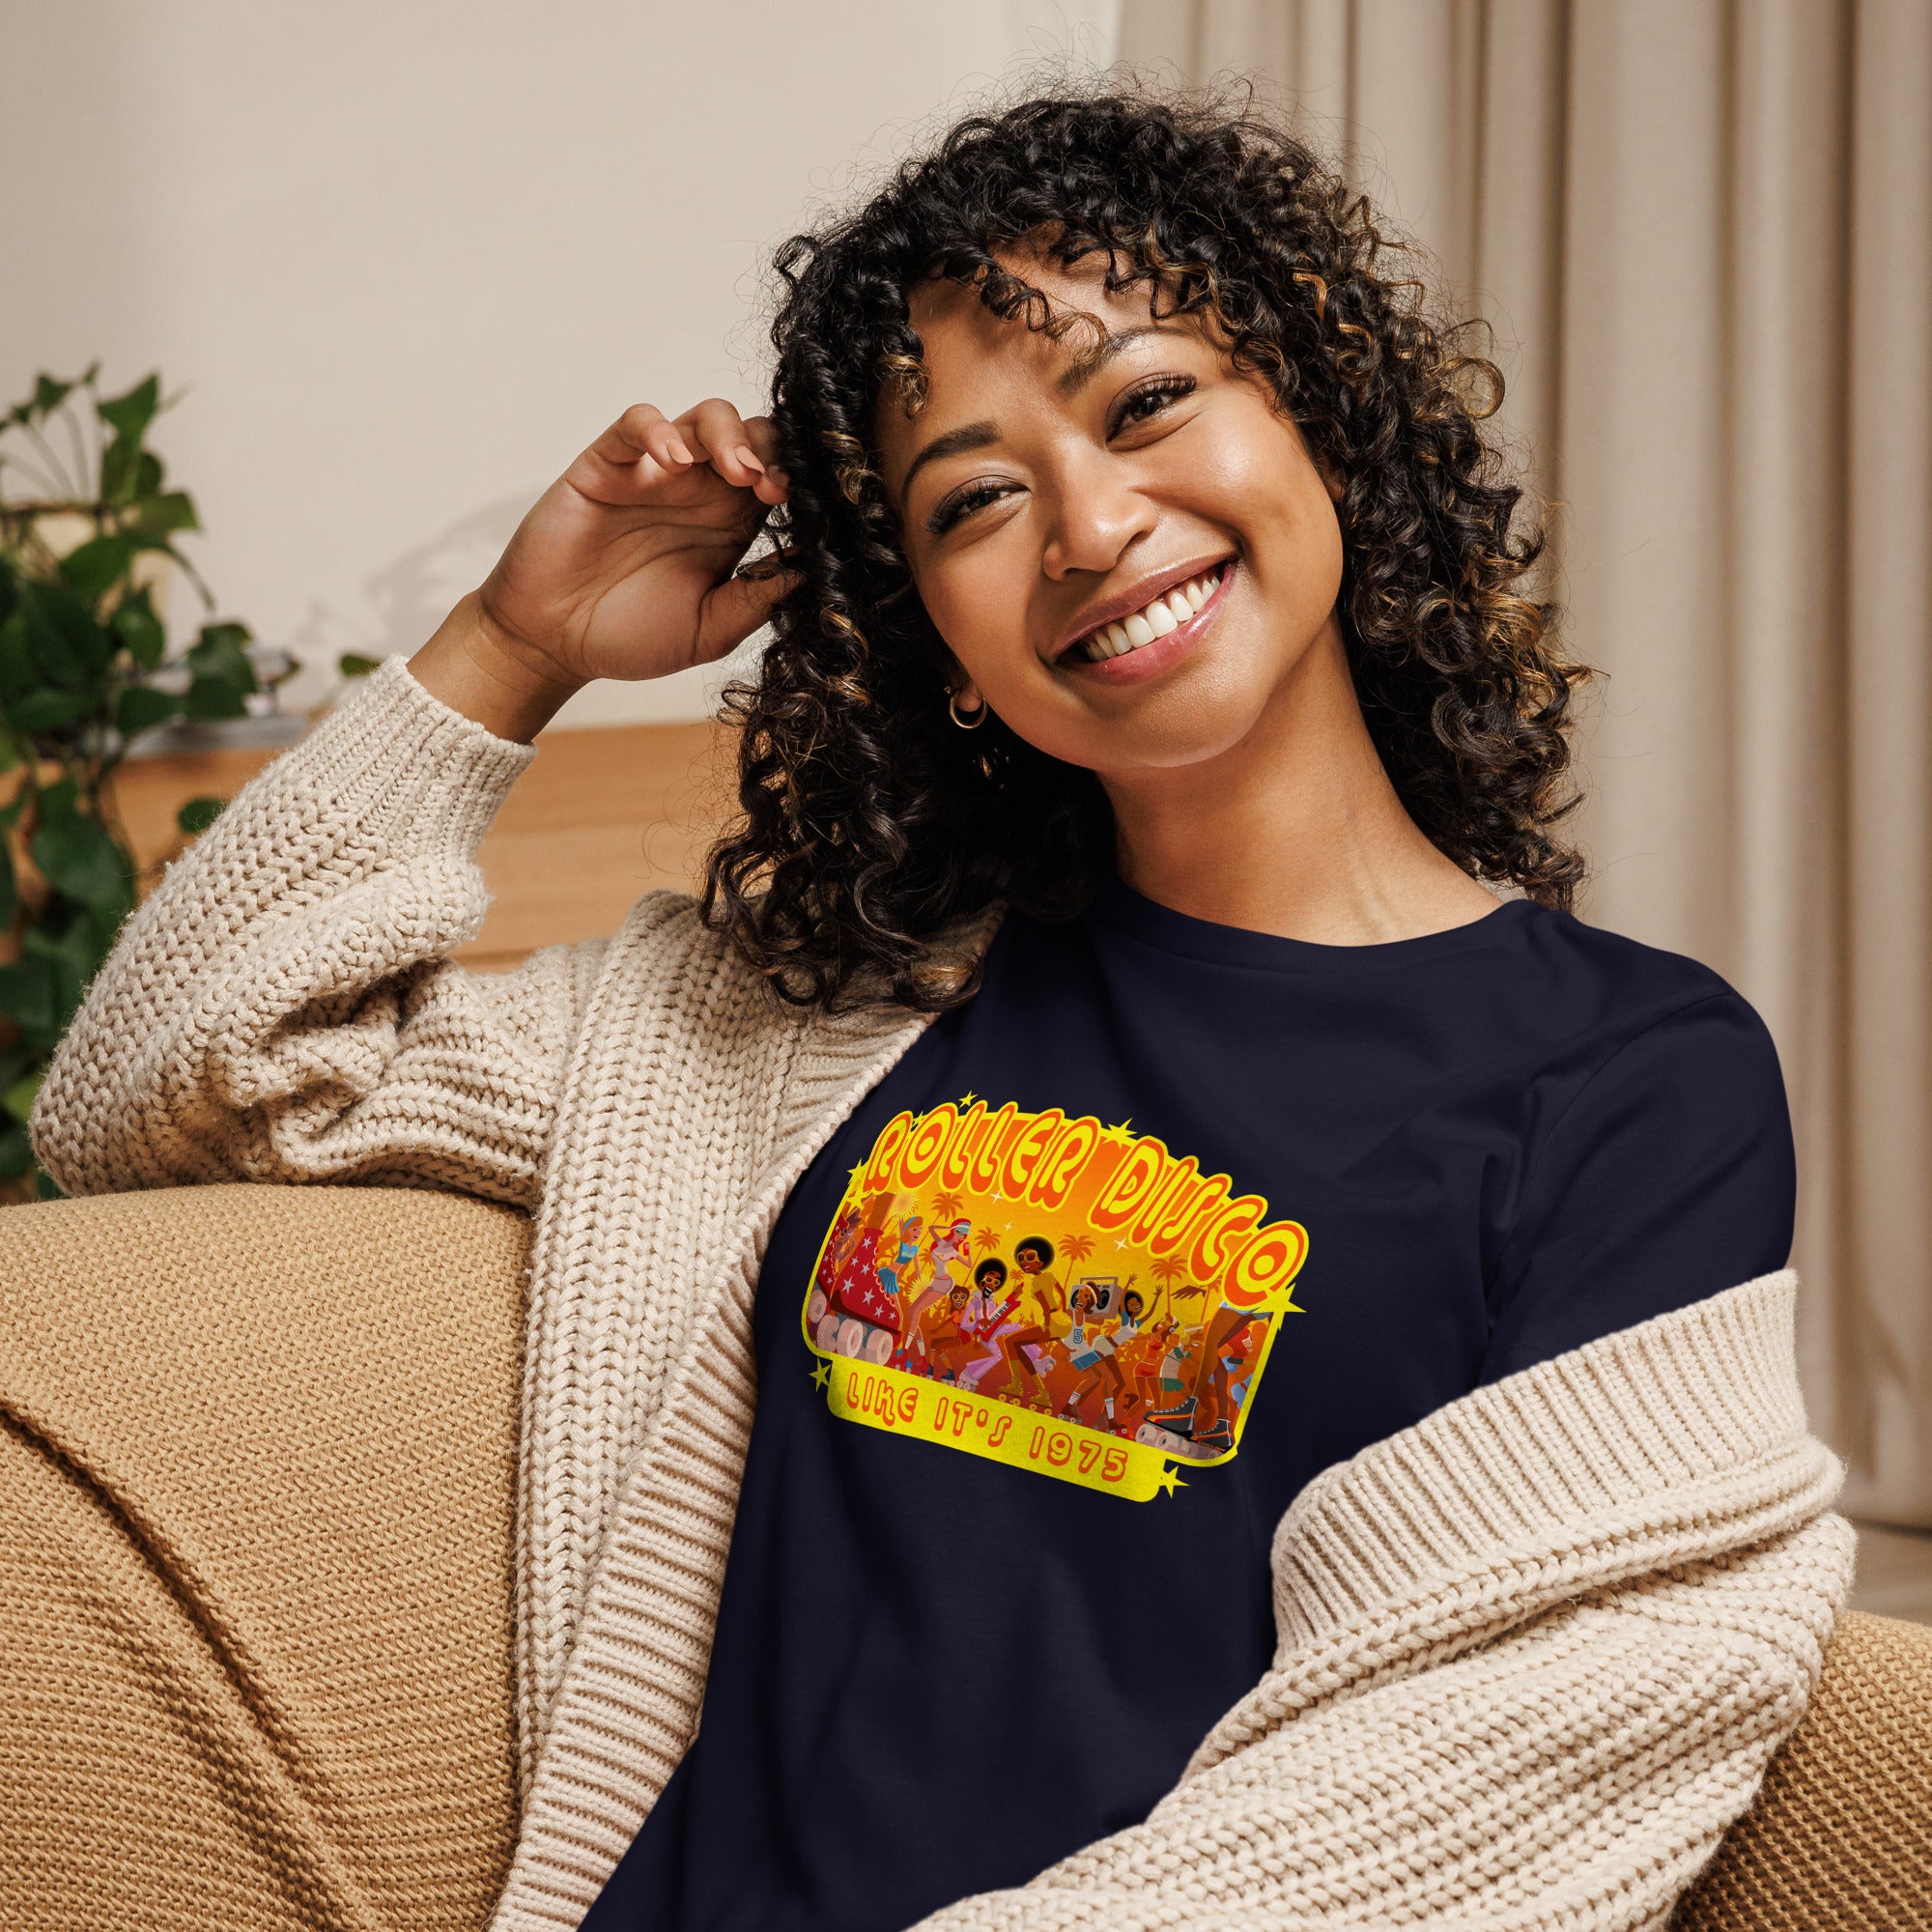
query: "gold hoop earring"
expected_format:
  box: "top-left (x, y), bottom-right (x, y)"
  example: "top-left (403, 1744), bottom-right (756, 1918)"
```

top-left (948, 691), bottom-right (988, 730)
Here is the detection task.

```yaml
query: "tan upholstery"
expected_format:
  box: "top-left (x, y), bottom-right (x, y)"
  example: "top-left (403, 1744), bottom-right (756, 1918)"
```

top-left (1675, 1607), bottom-right (1932, 1929)
top-left (0, 1185), bottom-right (526, 1931)
top-left (0, 1183), bottom-right (1925, 1930)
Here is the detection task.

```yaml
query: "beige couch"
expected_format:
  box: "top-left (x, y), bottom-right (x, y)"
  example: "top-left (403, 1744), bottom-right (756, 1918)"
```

top-left (2, 1183), bottom-right (1927, 1931)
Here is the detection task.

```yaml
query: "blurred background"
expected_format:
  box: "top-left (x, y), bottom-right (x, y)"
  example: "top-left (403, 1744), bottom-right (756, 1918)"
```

top-left (3, 3), bottom-right (1928, 1593)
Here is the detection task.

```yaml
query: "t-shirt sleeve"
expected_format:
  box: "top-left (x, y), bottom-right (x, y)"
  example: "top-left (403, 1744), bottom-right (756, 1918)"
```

top-left (1480, 989), bottom-right (1796, 1382)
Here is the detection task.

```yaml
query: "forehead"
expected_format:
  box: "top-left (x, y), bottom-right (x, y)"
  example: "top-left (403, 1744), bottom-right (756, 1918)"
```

top-left (879, 252), bottom-right (1174, 449)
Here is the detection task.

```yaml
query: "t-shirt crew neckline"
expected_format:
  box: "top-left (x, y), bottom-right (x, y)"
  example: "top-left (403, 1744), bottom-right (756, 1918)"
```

top-left (1086, 874), bottom-right (1539, 974)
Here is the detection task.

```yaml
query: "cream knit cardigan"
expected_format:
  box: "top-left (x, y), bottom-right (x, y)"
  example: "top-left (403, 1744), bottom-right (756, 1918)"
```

top-left (34, 658), bottom-right (1854, 1932)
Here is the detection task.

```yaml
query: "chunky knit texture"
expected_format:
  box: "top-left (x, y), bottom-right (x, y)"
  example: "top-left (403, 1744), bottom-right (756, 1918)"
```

top-left (33, 658), bottom-right (1855, 1932)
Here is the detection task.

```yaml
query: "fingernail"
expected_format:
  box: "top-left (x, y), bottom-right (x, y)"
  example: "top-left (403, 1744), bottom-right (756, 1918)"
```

top-left (668, 438), bottom-right (694, 465)
top-left (736, 445), bottom-right (765, 473)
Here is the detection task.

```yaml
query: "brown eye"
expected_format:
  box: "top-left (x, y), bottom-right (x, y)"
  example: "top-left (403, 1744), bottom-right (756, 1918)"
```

top-left (1107, 374), bottom-right (1196, 439)
top-left (926, 478), bottom-right (1016, 537)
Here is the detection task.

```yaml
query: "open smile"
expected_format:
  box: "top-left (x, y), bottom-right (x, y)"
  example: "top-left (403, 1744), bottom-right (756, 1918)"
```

top-left (1053, 557), bottom-right (1236, 684)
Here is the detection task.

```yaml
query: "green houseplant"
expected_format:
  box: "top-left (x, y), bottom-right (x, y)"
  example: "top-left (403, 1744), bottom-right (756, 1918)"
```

top-left (0, 367), bottom-right (282, 1195)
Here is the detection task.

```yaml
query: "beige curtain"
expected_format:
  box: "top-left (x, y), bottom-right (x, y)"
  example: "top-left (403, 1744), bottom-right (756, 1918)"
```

top-left (1118, 0), bottom-right (1932, 1522)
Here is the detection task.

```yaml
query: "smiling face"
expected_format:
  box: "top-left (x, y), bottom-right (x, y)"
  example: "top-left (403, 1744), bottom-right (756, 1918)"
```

top-left (875, 251), bottom-right (1348, 779)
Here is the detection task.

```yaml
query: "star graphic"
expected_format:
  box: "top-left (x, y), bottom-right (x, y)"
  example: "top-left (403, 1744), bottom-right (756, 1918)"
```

top-left (810, 1361), bottom-right (832, 1392)
top-left (847, 1162), bottom-right (867, 1186)
top-left (1104, 1119), bottom-right (1134, 1140)
top-left (959, 1092), bottom-right (978, 1107)
top-left (1155, 1463), bottom-right (1186, 1497)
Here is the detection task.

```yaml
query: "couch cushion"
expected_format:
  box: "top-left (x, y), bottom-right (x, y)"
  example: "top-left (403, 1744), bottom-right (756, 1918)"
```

top-left (0, 1183), bottom-right (527, 1932)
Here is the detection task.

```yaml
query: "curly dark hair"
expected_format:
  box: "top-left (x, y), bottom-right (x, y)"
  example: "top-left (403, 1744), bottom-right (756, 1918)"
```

top-left (701, 85), bottom-right (1591, 1010)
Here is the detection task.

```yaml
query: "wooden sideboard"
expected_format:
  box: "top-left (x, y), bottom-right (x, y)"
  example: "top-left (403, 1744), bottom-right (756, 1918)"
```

top-left (112, 717), bottom-right (737, 973)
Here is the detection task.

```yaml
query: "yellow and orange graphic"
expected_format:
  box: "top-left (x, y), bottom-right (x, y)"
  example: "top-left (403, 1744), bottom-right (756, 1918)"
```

top-left (803, 1099), bottom-right (1308, 1501)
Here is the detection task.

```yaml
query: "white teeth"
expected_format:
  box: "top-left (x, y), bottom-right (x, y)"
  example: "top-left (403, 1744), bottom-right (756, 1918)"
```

top-left (1074, 564), bottom-right (1226, 662)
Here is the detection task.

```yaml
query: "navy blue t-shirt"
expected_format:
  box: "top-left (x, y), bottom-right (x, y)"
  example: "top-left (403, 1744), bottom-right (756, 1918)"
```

top-left (584, 883), bottom-right (1794, 1932)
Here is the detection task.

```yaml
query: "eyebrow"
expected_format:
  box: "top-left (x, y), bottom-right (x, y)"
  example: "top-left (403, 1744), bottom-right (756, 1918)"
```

top-left (1054, 323), bottom-right (1179, 397)
top-left (898, 420), bottom-right (1000, 501)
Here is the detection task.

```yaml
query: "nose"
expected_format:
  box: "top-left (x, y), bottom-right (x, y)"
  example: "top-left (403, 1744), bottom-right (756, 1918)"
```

top-left (1037, 444), bottom-right (1157, 581)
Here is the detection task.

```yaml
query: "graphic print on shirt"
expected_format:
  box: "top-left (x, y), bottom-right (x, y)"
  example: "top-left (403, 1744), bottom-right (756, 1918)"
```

top-left (804, 1098), bottom-right (1308, 1501)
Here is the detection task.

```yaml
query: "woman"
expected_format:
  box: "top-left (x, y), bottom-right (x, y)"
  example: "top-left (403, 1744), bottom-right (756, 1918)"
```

top-left (32, 88), bottom-right (1847, 1932)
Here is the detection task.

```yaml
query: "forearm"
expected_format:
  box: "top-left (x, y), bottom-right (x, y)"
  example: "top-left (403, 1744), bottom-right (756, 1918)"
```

top-left (31, 656), bottom-right (581, 1201)
top-left (916, 1274), bottom-right (1853, 1932)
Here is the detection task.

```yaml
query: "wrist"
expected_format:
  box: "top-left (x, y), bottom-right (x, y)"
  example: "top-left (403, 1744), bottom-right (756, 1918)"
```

top-left (409, 592), bottom-right (583, 744)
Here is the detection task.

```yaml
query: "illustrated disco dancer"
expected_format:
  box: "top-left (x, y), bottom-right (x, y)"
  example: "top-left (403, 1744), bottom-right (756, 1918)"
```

top-left (875, 1212), bottom-right (924, 1301)
top-left (920, 1284), bottom-right (979, 1382)
top-left (807, 1189), bottom-right (903, 1363)
top-left (950, 1256), bottom-right (1020, 1390)
top-left (897, 1218), bottom-right (973, 1372)
top-left (1145, 1301), bottom-right (1270, 1456)
top-left (994, 1236), bottom-right (1070, 1406)
top-left (1061, 1285), bottom-right (1143, 1430)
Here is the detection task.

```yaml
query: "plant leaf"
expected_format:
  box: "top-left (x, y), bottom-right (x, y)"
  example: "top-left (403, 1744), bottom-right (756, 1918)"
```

top-left (0, 955), bottom-right (62, 1052)
top-left (0, 611), bottom-right (32, 696)
top-left (338, 653), bottom-right (382, 677)
top-left (110, 586), bottom-right (166, 667)
top-left (0, 837), bottom-right (14, 927)
top-left (7, 688), bottom-right (99, 732)
top-left (100, 435), bottom-right (140, 504)
top-left (32, 373), bottom-right (74, 418)
top-left (189, 620), bottom-right (256, 675)
top-left (0, 1122), bottom-right (33, 1180)
top-left (18, 581), bottom-right (113, 686)
top-left (16, 917), bottom-right (108, 1042)
top-left (185, 620), bottom-right (257, 718)
top-left (97, 374), bottom-right (160, 442)
top-left (185, 676), bottom-right (249, 720)
top-left (59, 533), bottom-right (135, 607)
top-left (31, 784), bottom-right (135, 919)
top-left (176, 794), bottom-right (225, 836)
top-left (132, 490), bottom-right (198, 536)
top-left (116, 685), bottom-right (184, 737)
top-left (2, 1069), bottom-right (41, 1126)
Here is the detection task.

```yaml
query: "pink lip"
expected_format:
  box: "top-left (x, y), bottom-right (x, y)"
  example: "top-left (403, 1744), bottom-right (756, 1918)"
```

top-left (1058, 558), bottom-right (1237, 688)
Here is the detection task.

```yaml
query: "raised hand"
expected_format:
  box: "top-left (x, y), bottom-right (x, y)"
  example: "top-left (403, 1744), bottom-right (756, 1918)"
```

top-left (412, 398), bottom-right (794, 740)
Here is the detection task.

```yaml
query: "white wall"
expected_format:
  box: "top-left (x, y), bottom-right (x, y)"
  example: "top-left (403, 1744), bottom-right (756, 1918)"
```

top-left (0, 1), bottom-right (1121, 725)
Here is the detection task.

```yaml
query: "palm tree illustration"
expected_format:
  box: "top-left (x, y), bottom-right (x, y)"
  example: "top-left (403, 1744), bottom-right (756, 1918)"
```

top-left (1148, 1253), bottom-right (1189, 1320)
top-left (929, 1190), bottom-right (966, 1227)
top-left (1059, 1232), bottom-right (1096, 1266)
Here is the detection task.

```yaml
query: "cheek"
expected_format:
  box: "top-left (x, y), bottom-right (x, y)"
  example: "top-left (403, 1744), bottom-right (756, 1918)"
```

top-left (913, 538), bottom-right (1038, 688)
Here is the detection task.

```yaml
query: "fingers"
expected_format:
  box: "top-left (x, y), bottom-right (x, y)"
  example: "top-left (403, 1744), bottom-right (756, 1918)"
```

top-left (695, 559), bottom-right (802, 662)
top-left (676, 400), bottom-right (791, 506)
top-left (579, 400), bottom-right (790, 506)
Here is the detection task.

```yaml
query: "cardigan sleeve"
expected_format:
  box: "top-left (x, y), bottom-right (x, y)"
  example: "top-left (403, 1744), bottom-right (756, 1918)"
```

top-left (908, 1273), bottom-right (1854, 1932)
top-left (31, 656), bottom-right (601, 1210)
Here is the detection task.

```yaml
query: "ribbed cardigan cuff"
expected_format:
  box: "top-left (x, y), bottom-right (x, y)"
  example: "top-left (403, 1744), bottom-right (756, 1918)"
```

top-left (1268, 1268), bottom-right (1823, 1652)
top-left (285, 652), bottom-right (536, 858)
